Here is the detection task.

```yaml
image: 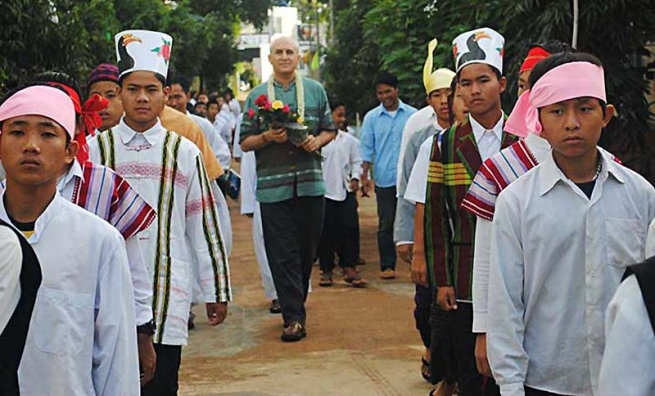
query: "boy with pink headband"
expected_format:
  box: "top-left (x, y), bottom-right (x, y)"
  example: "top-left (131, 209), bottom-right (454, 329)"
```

top-left (0, 84), bottom-right (139, 394)
top-left (487, 52), bottom-right (655, 396)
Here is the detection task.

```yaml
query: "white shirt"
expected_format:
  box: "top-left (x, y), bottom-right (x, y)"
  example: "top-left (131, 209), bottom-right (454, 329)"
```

top-left (212, 116), bottom-right (232, 149)
top-left (228, 98), bottom-right (241, 117)
top-left (232, 114), bottom-right (244, 159)
top-left (472, 133), bottom-right (551, 333)
top-left (219, 107), bottom-right (236, 144)
top-left (240, 150), bottom-right (257, 215)
top-left (0, 226), bottom-right (21, 334)
top-left (188, 113), bottom-right (231, 169)
top-left (396, 105), bottom-right (435, 188)
top-left (487, 150), bottom-right (655, 396)
top-left (88, 119), bottom-right (232, 345)
top-left (321, 131), bottom-right (363, 201)
top-left (470, 114), bottom-right (503, 162)
top-left (0, 193), bottom-right (140, 396)
top-left (404, 135), bottom-right (434, 205)
top-left (54, 159), bottom-right (154, 326)
top-left (598, 274), bottom-right (655, 396)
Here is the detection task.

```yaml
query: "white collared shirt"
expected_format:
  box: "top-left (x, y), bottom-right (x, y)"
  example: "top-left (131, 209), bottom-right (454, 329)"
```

top-left (321, 131), bottom-right (362, 202)
top-left (488, 150), bottom-right (655, 396)
top-left (0, 193), bottom-right (140, 396)
top-left (472, 133), bottom-right (551, 333)
top-left (88, 118), bottom-right (232, 345)
top-left (396, 105), bottom-right (436, 187)
top-left (598, 274), bottom-right (655, 396)
top-left (404, 135), bottom-right (435, 205)
top-left (0, 225), bottom-right (21, 334)
top-left (469, 114), bottom-right (504, 162)
top-left (55, 159), bottom-right (154, 326)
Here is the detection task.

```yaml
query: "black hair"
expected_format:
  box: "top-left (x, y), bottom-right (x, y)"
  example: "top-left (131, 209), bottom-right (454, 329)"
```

top-left (32, 71), bottom-right (83, 101)
top-left (457, 63), bottom-right (503, 81)
top-left (207, 97), bottom-right (220, 107)
top-left (118, 71), bottom-right (166, 88)
top-left (529, 51), bottom-right (606, 114)
top-left (446, 75), bottom-right (459, 125)
top-left (375, 70), bottom-right (398, 88)
top-left (538, 40), bottom-right (574, 55)
top-left (329, 97), bottom-right (345, 112)
top-left (167, 73), bottom-right (190, 93)
top-left (223, 88), bottom-right (234, 98)
top-left (194, 101), bottom-right (207, 108)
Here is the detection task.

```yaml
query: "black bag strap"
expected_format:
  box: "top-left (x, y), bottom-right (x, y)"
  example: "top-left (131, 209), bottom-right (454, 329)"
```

top-left (623, 256), bottom-right (655, 336)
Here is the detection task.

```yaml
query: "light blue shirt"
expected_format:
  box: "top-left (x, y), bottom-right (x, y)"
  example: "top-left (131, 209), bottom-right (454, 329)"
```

top-left (360, 100), bottom-right (417, 188)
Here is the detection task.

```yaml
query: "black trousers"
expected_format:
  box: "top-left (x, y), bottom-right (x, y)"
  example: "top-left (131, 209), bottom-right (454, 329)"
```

top-left (260, 195), bottom-right (325, 326)
top-left (414, 284), bottom-right (432, 349)
top-left (429, 299), bottom-right (458, 385)
top-left (141, 344), bottom-right (182, 396)
top-left (318, 193), bottom-right (360, 273)
top-left (525, 388), bottom-right (569, 396)
top-left (374, 186), bottom-right (397, 270)
top-left (443, 302), bottom-right (500, 396)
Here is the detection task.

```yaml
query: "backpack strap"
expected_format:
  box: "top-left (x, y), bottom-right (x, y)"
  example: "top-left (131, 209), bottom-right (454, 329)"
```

top-left (623, 256), bottom-right (655, 336)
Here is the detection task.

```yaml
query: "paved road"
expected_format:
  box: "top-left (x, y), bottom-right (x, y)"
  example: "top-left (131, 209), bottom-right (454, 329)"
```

top-left (179, 185), bottom-right (431, 396)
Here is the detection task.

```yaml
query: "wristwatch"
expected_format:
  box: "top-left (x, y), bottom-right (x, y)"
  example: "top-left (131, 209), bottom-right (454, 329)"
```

top-left (136, 319), bottom-right (156, 335)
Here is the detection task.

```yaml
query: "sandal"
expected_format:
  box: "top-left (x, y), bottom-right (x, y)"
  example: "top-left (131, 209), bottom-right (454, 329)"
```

top-left (421, 357), bottom-right (431, 382)
top-left (343, 269), bottom-right (367, 288)
top-left (319, 272), bottom-right (333, 287)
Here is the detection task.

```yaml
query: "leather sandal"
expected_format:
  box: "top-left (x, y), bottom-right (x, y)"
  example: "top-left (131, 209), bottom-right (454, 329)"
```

top-left (281, 321), bottom-right (306, 342)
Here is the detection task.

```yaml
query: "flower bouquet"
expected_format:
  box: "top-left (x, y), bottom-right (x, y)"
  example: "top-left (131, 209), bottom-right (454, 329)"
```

top-left (248, 94), bottom-right (309, 146)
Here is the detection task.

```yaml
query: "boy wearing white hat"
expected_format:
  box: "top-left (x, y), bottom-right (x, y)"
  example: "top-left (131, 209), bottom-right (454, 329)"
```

top-left (87, 30), bottom-right (232, 395)
top-left (420, 27), bottom-right (516, 396)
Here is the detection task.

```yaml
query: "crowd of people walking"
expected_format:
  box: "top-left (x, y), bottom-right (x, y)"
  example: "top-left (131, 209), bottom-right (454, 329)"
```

top-left (0, 23), bottom-right (654, 396)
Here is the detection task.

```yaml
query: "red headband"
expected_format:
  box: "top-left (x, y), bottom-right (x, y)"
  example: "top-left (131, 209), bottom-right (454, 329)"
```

top-left (47, 82), bottom-right (109, 163)
top-left (519, 47), bottom-right (551, 74)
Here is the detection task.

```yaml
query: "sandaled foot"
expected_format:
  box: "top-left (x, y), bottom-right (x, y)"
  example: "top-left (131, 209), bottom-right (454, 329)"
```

top-left (379, 269), bottom-right (395, 279)
top-left (319, 272), bottom-right (333, 287)
top-left (281, 322), bottom-right (306, 342)
top-left (269, 299), bottom-right (281, 314)
top-left (343, 268), bottom-right (367, 288)
top-left (421, 357), bottom-right (431, 382)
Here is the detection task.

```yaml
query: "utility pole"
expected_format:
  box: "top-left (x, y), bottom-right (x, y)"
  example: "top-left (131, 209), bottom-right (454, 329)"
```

top-left (572, 0), bottom-right (579, 49)
top-left (329, 0), bottom-right (334, 47)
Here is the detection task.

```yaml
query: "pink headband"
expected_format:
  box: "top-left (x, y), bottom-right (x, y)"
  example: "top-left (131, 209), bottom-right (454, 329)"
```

top-left (505, 62), bottom-right (606, 138)
top-left (0, 85), bottom-right (76, 138)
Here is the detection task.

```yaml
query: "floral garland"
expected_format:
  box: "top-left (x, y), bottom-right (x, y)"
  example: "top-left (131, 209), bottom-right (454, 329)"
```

top-left (267, 70), bottom-right (305, 121)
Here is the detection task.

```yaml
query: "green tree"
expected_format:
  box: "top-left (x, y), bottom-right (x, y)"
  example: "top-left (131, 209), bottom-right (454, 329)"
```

top-left (323, 0), bottom-right (380, 120)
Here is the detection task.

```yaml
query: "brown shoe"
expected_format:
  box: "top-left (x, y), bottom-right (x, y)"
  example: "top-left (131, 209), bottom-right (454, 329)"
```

top-left (281, 321), bottom-right (306, 342)
top-left (379, 269), bottom-right (395, 279)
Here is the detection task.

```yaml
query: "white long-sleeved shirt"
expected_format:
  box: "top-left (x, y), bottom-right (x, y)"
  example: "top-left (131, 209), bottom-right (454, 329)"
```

top-left (471, 133), bottom-right (551, 333)
top-left (0, 225), bottom-right (21, 334)
top-left (188, 113), bottom-right (231, 169)
top-left (321, 131), bottom-right (362, 202)
top-left (88, 119), bottom-right (232, 345)
top-left (240, 150), bottom-right (257, 215)
top-left (403, 136), bottom-right (433, 205)
top-left (598, 274), bottom-right (655, 396)
top-left (0, 193), bottom-right (140, 396)
top-left (396, 105), bottom-right (435, 190)
top-left (488, 150), bottom-right (655, 396)
top-left (55, 159), bottom-right (154, 326)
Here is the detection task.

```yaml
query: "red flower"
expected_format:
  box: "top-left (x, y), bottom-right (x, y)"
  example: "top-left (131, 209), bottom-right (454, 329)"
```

top-left (254, 94), bottom-right (268, 107)
top-left (263, 101), bottom-right (271, 110)
top-left (282, 104), bottom-right (290, 113)
top-left (247, 108), bottom-right (255, 119)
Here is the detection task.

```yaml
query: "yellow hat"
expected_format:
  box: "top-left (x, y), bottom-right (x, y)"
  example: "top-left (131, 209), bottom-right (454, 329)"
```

top-left (423, 39), bottom-right (456, 95)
